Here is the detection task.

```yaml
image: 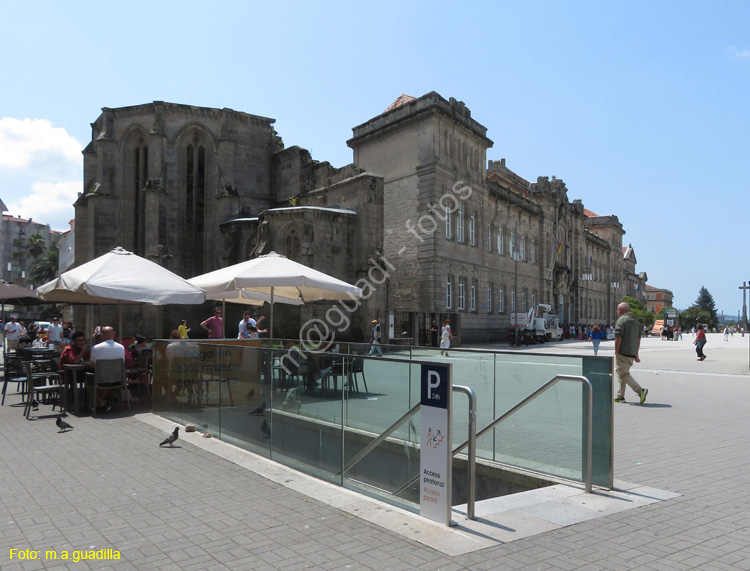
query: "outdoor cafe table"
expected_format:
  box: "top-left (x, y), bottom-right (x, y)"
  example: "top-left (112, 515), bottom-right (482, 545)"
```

top-left (27, 347), bottom-right (56, 358)
top-left (63, 363), bottom-right (91, 415)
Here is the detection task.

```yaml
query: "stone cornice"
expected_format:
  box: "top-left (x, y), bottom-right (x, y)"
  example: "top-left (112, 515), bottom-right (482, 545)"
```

top-left (348, 91), bottom-right (494, 148)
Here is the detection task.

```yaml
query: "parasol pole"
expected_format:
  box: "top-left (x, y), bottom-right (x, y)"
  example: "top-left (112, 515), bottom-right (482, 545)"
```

top-left (118, 300), bottom-right (123, 344)
top-left (270, 286), bottom-right (274, 339)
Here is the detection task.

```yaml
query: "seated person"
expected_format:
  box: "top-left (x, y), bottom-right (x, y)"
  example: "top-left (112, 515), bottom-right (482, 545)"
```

top-left (60, 331), bottom-right (91, 366)
top-left (129, 334), bottom-right (150, 360)
top-left (90, 326), bottom-right (126, 412)
top-left (15, 335), bottom-right (32, 359)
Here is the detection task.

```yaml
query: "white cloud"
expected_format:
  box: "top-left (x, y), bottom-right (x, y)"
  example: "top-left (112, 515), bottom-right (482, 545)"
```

top-left (5, 180), bottom-right (79, 231)
top-left (0, 117), bottom-right (82, 230)
top-left (0, 117), bottom-right (82, 180)
top-left (728, 47), bottom-right (750, 59)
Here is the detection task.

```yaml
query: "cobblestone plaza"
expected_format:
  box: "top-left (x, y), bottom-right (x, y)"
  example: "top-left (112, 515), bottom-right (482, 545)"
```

top-left (2, 333), bottom-right (749, 569)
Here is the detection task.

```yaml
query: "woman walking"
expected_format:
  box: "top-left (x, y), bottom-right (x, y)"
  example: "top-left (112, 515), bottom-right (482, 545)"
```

top-left (588, 324), bottom-right (605, 356)
top-left (440, 319), bottom-right (453, 356)
top-left (694, 324), bottom-right (707, 361)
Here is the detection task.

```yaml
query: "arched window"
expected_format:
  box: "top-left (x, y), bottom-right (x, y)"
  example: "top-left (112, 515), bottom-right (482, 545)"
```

top-left (185, 141), bottom-right (206, 276)
top-left (286, 229), bottom-right (300, 260)
top-left (133, 142), bottom-right (148, 255)
top-left (123, 131), bottom-right (149, 256)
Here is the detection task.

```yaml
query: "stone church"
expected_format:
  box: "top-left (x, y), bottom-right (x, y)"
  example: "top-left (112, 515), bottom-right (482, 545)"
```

top-left (74, 92), bottom-right (646, 343)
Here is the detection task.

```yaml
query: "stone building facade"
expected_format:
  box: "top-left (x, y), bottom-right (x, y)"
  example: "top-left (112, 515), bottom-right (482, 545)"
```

top-left (73, 93), bottom-right (645, 343)
top-left (0, 214), bottom-right (55, 287)
top-left (74, 103), bottom-right (384, 338)
top-left (348, 92), bottom-right (646, 343)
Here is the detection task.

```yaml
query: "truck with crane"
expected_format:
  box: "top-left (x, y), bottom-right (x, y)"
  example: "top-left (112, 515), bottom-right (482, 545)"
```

top-left (509, 303), bottom-right (563, 344)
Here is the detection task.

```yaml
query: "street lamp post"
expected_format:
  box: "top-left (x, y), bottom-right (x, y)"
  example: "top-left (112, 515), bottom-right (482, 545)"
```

top-left (582, 254), bottom-right (592, 328)
top-left (610, 281), bottom-right (620, 324)
top-left (512, 221), bottom-right (519, 346)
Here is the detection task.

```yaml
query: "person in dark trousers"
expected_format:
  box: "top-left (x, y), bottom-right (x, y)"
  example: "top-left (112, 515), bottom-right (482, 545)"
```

top-left (430, 321), bottom-right (439, 347)
top-left (614, 302), bottom-right (648, 404)
top-left (695, 324), bottom-right (707, 361)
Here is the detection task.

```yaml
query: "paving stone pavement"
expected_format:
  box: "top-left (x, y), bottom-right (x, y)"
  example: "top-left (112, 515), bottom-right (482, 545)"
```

top-left (1, 332), bottom-right (750, 570)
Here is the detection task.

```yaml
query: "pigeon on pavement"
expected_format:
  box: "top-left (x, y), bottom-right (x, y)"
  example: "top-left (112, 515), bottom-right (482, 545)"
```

top-left (159, 427), bottom-right (179, 447)
top-left (249, 402), bottom-right (266, 416)
top-left (56, 415), bottom-right (73, 432)
top-left (261, 419), bottom-right (271, 438)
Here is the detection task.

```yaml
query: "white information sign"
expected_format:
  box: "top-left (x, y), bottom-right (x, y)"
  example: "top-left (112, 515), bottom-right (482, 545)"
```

top-left (420, 364), bottom-right (452, 525)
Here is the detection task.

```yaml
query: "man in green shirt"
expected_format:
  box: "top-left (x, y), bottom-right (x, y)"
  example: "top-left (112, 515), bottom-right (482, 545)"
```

top-left (614, 302), bottom-right (648, 404)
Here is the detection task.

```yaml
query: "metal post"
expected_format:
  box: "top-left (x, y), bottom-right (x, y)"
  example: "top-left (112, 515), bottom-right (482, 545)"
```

top-left (513, 221), bottom-right (519, 346)
top-left (453, 385), bottom-right (477, 520)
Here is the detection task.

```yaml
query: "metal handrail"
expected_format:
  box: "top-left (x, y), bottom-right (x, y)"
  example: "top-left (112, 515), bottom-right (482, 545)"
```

top-left (342, 402), bottom-right (421, 474)
top-left (452, 385), bottom-right (477, 520)
top-left (453, 374), bottom-right (593, 493)
top-left (394, 374), bottom-right (594, 500)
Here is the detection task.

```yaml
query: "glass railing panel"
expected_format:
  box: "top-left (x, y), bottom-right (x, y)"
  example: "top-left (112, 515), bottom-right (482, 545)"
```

top-left (343, 356), bottom-right (415, 437)
top-left (151, 340), bottom-right (223, 438)
top-left (260, 348), bottom-right (343, 484)
top-left (152, 342), bottom-right (613, 499)
top-left (486, 379), bottom-right (584, 480)
top-left (211, 344), bottom-right (269, 458)
top-left (342, 358), bottom-right (422, 513)
top-left (490, 353), bottom-right (584, 477)
top-left (582, 355), bottom-right (614, 488)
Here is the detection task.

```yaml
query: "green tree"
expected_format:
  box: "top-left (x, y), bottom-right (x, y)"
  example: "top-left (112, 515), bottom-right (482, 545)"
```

top-left (655, 307), bottom-right (666, 320)
top-left (28, 233), bottom-right (46, 258)
top-left (694, 286), bottom-right (718, 328)
top-left (680, 306), bottom-right (711, 329)
top-left (29, 246), bottom-right (58, 285)
top-left (622, 295), bottom-right (654, 327)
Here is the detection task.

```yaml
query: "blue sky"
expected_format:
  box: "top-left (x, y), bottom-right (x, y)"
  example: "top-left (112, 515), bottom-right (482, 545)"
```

top-left (1, 1), bottom-right (748, 316)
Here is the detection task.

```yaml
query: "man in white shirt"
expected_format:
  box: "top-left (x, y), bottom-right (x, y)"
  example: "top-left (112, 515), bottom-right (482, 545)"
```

top-left (238, 312), bottom-right (265, 338)
top-left (89, 326), bottom-right (126, 411)
top-left (90, 326), bottom-right (126, 364)
top-left (4, 315), bottom-right (23, 350)
top-left (47, 317), bottom-right (64, 346)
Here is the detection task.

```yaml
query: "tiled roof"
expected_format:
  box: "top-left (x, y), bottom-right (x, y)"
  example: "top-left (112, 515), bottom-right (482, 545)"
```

top-left (384, 94), bottom-right (416, 113)
top-left (583, 208), bottom-right (599, 217)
